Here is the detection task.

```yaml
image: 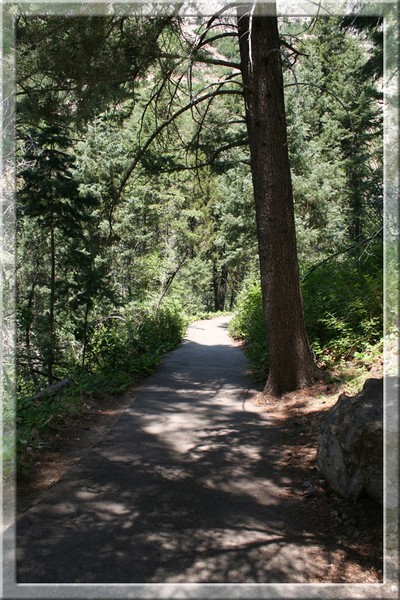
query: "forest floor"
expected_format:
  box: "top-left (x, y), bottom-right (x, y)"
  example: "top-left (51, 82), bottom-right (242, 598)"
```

top-left (12, 318), bottom-right (387, 587)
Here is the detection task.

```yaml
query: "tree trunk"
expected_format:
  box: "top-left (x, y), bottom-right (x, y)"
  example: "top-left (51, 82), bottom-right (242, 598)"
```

top-left (25, 276), bottom-right (39, 388)
top-left (212, 261), bottom-right (228, 312)
top-left (156, 252), bottom-right (188, 311)
top-left (81, 300), bottom-right (90, 371)
top-left (237, 7), bottom-right (321, 396)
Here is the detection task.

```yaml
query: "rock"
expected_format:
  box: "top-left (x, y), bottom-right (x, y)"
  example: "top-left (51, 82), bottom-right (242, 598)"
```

top-left (317, 378), bottom-right (383, 504)
top-left (303, 485), bottom-right (316, 497)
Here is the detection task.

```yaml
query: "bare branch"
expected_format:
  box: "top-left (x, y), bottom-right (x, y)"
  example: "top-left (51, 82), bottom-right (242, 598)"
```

top-left (280, 39), bottom-right (309, 62)
top-left (195, 5), bottom-right (239, 51)
top-left (192, 55), bottom-right (241, 70)
top-left (115, 87), bottom-right (243, 200)
top-left (158, 50), bottom-right (241, 71)
top-left (302, 228), bottom-right (383, 282)
top-left (196, 30), bottom-right (238, 49)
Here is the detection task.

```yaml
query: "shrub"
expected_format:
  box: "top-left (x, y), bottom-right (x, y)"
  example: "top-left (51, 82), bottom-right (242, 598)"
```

top-left (229, 242), bottom-right (383, 375)
top-left (137, 299), bottom-right (188, 355)
top-left (228, 280), bottom-right (268, 380)
top-left (302, 241), bottom-right (383, 363)
top-left (86, 299), bottom-right (188, 371)
top-left (15, 298), bottom-right (188, 476)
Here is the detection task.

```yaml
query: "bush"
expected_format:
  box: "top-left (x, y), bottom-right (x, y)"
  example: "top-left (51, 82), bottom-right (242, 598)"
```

top-left (15, 298), bottom-right (188, 476)
top-left (137, 299), bottom-right (188, 355)
top-left (87, 299), bottom-right (188, 371)
top-left (229, 242), bottom-right (383, 375)
top-left (228, 280), bottom-right (268, 380)
top-left (302, 241), bottom-right (383, 363)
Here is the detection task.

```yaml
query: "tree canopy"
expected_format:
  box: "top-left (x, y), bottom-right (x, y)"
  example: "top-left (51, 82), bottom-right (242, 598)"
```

top-left (5, 1), bottom-right (387, 450)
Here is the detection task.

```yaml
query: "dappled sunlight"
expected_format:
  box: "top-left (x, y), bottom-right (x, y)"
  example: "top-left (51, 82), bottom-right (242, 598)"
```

top-left (15, 317), bottom-right (381, 583)
top-left (16, 460), bottom-right (331, 583)
top-left (170, 538), bottom-right (329, 583)
top-left (16, 391), bottom-right (371, 583)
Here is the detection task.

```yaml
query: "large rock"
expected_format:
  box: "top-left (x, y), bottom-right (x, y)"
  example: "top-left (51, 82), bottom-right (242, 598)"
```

top-left (317, 378), bottom-right (383, 504)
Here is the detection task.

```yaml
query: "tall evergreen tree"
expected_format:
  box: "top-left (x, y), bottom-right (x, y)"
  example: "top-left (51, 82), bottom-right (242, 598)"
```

top-left (236, 6), bottom-right (321, 395)
top-left (17, 117), bottom-right (99, 383)
top-left (14, 7), bottom-right (384, 396)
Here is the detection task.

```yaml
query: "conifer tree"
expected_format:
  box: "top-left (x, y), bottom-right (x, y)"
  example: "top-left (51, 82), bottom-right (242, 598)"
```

top-left (236, 6), bottom-right (321, 395)
top-left (18, 117), bottom-right (99, 383)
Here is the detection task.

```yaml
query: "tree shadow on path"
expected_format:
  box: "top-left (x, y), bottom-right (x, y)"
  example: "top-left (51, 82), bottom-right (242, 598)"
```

top-left (14, 339), bottom-right (382, 583)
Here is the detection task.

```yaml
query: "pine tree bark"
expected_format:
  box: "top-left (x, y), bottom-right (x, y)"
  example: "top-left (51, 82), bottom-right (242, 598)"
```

top-left (237, 7), bottom-right (321, 396)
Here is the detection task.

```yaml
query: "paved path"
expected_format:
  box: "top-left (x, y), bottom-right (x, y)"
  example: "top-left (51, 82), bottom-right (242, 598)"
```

top-left (7, 318), bottom-right (312, 584)
top-left (4, 316), bottom-right (394, 597)
top-left (15, 316), bottom-right (282, 582)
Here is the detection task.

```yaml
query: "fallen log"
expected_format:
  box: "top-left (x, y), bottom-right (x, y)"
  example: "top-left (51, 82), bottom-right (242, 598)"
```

top-left (30, 378), bottom-right (75, 402)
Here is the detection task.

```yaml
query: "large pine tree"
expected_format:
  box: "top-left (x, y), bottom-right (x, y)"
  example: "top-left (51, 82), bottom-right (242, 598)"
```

top-left (237, 6), bottom-right (321, 395)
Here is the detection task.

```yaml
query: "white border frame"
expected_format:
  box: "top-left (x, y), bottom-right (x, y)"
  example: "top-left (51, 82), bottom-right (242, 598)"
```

top-left (1, 1), bottom-right (399, 598)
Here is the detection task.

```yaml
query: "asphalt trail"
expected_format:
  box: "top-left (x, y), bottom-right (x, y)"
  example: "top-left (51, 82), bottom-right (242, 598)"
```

top-left (6, 317), bottom-right (339, 584)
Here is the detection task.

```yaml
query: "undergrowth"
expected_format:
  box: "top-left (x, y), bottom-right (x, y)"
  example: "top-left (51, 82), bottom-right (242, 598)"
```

top-left (229, 242), bottom-right (384, 385)
top-left (13, 300), bottom-right (188, 477)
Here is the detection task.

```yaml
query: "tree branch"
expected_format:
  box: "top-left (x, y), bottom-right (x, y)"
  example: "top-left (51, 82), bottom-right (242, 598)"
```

top-left (156, 252), bottom-right (189, 311)
top-left (158, 51), bottom-right (241, 71)
top-left (210, 136), bottom-right (249, 162)
top-left (196, 30), bottom-right (238, 49)
top-left (302, 228), bottom-right (383, 282)
top-left (192, 55), bottom-right (241, 70)
top-left (115, 87), bottom-right (243, 199)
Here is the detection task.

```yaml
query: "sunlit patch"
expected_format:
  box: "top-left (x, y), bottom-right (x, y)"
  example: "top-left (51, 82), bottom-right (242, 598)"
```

top-left (75, 490), bottom-right (98, 500)
top-left (153, 465), bottom-right (187, 481)
top-left (90, 501), bottom-right (130, 516)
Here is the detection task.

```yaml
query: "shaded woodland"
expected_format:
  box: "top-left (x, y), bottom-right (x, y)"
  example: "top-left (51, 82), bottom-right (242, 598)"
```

top-left (1, 2), bottom-right (395, 474)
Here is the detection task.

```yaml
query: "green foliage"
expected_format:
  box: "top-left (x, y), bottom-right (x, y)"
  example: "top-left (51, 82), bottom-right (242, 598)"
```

top-left (88, 299), bottom-right (188, 371)
top-left (284, 15), bottom-right (383, 266)
top-left (137, 300), bottom-right (188, 354)
top-left (13, 13), bottom-right (384, 472)
top-left (228, 280), bottom-right (268, 381)
top-left (302, 242), bottom-right (383, 364)
top-left (385, 240), bottom-right (399, 334)
top-left (15, 299), bottom-right (188, 475)
top-left (16, 15), bottom-right (176, 122)
top-left (229, 243), bottom-right (383, 376)
top-left (2, 373), bottom-right (16, 480)
top-left (17, 392), bottom-right (79, 442)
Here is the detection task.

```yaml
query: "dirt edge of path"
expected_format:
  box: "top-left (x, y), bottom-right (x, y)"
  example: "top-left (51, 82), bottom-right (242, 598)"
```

top-left (15, 385), bottom-right (139, 516)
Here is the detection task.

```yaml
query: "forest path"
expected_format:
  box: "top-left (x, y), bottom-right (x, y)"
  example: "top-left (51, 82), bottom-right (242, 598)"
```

top-left (5, 317), bottom-right (380, 589)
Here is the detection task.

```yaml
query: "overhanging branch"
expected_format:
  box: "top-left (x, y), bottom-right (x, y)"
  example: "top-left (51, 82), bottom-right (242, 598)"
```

top-left (210, 136), bottom-right (249, 162)
top-left (302, 228), bottom-right (383, 282)
top-left (115, 87), bottom-right (243, 200)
